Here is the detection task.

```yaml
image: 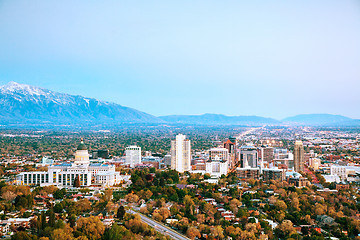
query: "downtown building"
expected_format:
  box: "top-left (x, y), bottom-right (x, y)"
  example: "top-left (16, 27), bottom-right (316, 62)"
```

top-left (16, 139), bottom-right (122, 187)
top-left (236, 145), bottom-right (260, 179)
top-left (125, 145), bottom-right (142, 168)
top-left (171, 134), bottom-right (191, 173)
top-left (205, 147), bottom-right (229, 178)
top-left (294, 140), bottom-right (304, 172)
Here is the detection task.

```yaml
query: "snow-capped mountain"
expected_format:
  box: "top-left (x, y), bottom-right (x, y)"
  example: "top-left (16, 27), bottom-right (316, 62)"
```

top-left (0, 82), bottom-right (162, 126)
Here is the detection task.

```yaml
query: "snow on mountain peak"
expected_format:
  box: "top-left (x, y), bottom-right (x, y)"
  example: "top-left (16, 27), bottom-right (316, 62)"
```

top-left (1, 81), bottom-right (47, 96)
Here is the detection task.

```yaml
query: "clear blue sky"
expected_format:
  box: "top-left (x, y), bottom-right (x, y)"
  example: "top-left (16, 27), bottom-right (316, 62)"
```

top-left (0, 0), bottom-right (359, 119)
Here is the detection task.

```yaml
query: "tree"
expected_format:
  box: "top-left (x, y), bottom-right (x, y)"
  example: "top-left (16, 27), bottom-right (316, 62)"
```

top-left (48, 209), bottom-right (56, 227)
top-left (186, 227), bottom-right (201, 240)
top-left (102, 224), bottom-right (135, 240)
top-left (68, 215), bottom-right (76, 228)
top-left (76, 216), bottom-right (105, 240)
top-left (2, 191), bottom-right (16, 202)
top-left (184, 195), bottom-right (194, 216)
top-left (275, 220), bottom-right (296, 239)
top-left (229, 199), bottom-right (241, 215)
top-left (51, 228), bottom-right (73, 240)
top-left (314, 203), bottom-right (327, 216)
top-left (197, 214), bottom-right (205, 224)
top-left (275, 200), bottom-right (287, 211)
top-left (14, 194), bottom-right (33, 210)
top-left (210, 225), bottom-right (224, 239)
top-left (74, 175), bottom-right (81, 188)
top-left (117, 206), bottom-right (125, 220)
top-left (102, 189), bottom-right (113, 202)
top-left (76, 199), bottom-right (92, 213)
top-left (125, 214), bottom-right (148, 234)
top-left (54, 189), bottom-right (66, 199)
top-left (125, 193), bottom-right (139, 203)
top-left (158, 207), bottom-right (171, 220)
top-left (11, 231), bottom-right (37, 240)
top-left (152, 213), bottom-right (163, 222)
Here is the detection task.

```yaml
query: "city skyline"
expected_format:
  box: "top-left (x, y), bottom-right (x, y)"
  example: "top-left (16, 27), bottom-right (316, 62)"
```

top-left (1, 1), bottom-right (359, 119)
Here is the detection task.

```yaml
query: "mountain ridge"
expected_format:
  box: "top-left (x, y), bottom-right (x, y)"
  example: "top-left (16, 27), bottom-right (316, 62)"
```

top-left (282, 113), bottom-right (356, 126)
top-left (0, 82), bottom-right (162, 125)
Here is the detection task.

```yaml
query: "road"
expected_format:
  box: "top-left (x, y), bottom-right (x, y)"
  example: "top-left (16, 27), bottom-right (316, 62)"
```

top-left (237, 127), bottom-right (262, 140)
top-left (127, 209), bottom-right (190, 240)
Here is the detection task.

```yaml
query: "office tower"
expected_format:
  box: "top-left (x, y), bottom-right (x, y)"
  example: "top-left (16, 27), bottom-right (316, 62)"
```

top-left (224, 139), bottom-right (235, 154)
top-left (240, 146), bottom-right (258, 168)
top-left (125, 145), bottom-right (142, 168)
top-left (224, 138), bottom-right (236, 169)
top-left (261, 147), bottom-right (274, 167)
top-left (294, 140), bottom-right (304, 172)
top-left (171, 134), bottom-right (191, 173)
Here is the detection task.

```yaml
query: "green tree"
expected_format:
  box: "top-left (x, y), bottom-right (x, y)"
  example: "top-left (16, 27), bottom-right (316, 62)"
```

top-left (117, 206), bottom-right (125, 220)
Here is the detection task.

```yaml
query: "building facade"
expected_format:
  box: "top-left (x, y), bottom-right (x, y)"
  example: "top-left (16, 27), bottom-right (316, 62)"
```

top-left (16, 139), bottom-right (122, 187)
top-left (294, 140), bottom-right (304, 172)
top-left (240, 146), bottom-right (258, 168)
top-left (171, 134), bottom-right (191, 173)
top-left (125, 145), bottom-right (142, 168)
top-left (262, 168), bottom-right (286, 181)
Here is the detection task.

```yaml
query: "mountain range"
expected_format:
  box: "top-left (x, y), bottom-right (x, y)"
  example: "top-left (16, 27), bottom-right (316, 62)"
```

top-left (0, 82), bottom-right (359, 128)
top-left (0, 82), bottom-right (161, 126)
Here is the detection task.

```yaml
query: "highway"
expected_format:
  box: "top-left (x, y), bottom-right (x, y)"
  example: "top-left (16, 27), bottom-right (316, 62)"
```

top-left (127, 209), bottom-right (190, 240)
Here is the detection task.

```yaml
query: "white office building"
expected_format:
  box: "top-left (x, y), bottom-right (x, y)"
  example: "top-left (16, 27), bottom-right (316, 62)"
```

top-left (171, 134), bottom-right (191, 173)
top-left (205, 155), bottom-right (228, 178)
top-left (125, 145), bottom-right (142, 168)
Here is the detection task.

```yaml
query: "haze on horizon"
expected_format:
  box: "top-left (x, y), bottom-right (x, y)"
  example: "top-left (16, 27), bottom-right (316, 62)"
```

top-left (0, 0), bottom-right (359, 119)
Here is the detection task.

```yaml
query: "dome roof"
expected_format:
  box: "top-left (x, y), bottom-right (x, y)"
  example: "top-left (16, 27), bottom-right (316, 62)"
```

top-left (77, 138), bottom-right (87, 150)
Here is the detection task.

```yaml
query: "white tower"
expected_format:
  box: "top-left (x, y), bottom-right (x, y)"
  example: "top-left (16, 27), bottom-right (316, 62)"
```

top-left (125, 145), bottom-right (142, 168)
top-left (171, 134), bottom-right (191, 173)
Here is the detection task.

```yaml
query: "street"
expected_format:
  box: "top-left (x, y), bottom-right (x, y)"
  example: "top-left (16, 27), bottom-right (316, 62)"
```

top-left (127, 209), bottom-right (190, 240)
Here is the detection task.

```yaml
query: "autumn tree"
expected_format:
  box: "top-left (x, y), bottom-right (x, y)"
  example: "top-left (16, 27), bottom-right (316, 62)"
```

top-left (125, 193), bottom-right (139, 203)
top-left (75, 199), bottom-right (92, 213)
top-left (76, 216), bottom-right (105, 240)
top-left (229, 198), bottom-right (241, 215)
top-left (186, 227), bottom-right (201, 240)
top-left (125, 214), bottom-right (148, 234)
top-left (275, 220), bottom-right (296, 239)
top-left (210, 225), bottom-right (224, 239)
top-left (51, 228), bottom-right (73, 240)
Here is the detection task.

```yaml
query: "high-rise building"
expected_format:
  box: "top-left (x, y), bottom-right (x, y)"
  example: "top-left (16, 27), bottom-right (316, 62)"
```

top-left (224, 138), bottom-right (237, 169)
top-left (171, 134), bottom-right (191, 173)
top-left (294, 140), bottom-right (304, 172)
top-left (262, 147), bottom-right (274, 166)
top-left (240, 146), bottom-right (258, 168)
top-left (125, 145), bottom-right (142, 168)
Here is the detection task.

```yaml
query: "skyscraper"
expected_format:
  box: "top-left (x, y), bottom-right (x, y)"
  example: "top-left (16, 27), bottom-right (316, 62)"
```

top-left (294, 140), bottom-right (304, 172)
top-left (171, 134), bottom-right (191, 173)
top-left (260, 146), bottom-right (274, 168)
top-left (125, 145), bottom-right (141, 168)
